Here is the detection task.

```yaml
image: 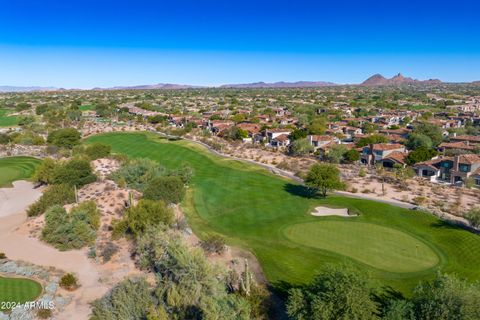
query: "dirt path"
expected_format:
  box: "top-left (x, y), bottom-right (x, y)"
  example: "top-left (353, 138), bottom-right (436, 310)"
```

top-left (0, 182), bottom-right (109, 320)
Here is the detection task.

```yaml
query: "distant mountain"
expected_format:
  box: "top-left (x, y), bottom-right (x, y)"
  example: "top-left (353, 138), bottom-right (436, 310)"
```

top-left (220, 81), bottom-right (337, 88)
top-left (95, 83), bottom-right (203, 90)
top-left (472, 81), bottom-right (480, 85)
top-left (361, 73), bottom-right (442, 86)
top-left (0, 86), bottom-right (60, 92)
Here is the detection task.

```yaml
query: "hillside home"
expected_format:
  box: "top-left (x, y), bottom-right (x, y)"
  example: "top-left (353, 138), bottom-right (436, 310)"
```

top-left (361, 143), bottom-right (406, 167)
top-left (307, 135), bottom-right (339, 151)
top-left (414, 154), bottom-right (480, 185)
top-left (265, 129), bottom-right (292, 148)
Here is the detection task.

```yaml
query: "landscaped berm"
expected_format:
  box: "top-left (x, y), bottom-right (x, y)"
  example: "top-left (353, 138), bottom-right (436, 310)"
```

top-left (87, 132), bottom-right (480, 294)
top-left (0, 156), bottom-right (41, 187)
top-left (0, 276), bottom-right (42, 310)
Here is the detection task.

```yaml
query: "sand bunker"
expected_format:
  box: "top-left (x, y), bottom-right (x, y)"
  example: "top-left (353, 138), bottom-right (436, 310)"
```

top-left (310, 206), bottom-right (355, 217)
top-left (0, 180), bottom-right (42, 218)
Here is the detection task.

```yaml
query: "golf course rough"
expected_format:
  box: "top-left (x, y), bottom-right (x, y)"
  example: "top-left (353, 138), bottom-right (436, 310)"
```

top-left (86, 132), bottom-right (480, 293)
top-left (0, 156), bottom-right (41, 187)
top-left (0, 277), bottom-right (43, 311)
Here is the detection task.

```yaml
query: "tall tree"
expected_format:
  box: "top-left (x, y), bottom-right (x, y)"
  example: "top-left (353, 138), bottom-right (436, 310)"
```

top-left (305, 163), bottom-right (345, 197)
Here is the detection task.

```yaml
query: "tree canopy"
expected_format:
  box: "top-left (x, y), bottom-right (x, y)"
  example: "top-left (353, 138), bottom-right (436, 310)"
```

top-left (305, 163), bottom-right (345, 197)
top-left (47, 128), bottom-right (81, 149)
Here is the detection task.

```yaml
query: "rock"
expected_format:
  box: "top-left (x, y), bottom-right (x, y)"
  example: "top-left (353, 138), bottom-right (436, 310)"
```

top-left (45, 282), bottom-right (58, 295)
top-left (9, 307), bottom-right (34, 320)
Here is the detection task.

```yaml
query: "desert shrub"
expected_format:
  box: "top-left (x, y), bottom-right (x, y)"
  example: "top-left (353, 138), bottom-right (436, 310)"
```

top-left (359, 168), bottom-right (366, 177)
top-left (90, 278), bottom-right (154, 320)
top-left (201, 234), bottom-right (227, 255)
top-left (36, 309), bottom-right (52, 319)
top-left (413, 196), bottom-right (427, 206)
top-left (0, 252), bottom-right (6, 259)
top-left (33, 158), bottom-right (57, 184)
top-left (85, 142), bottom-right (112, 160)
top-left (116, 199), bottom-right (174, 237)
top-left (169, 163), bottom-right (194, 184)
top-left (135, 226), bottom-right (252, 319)
top-left (143, 176), bottom-right (185, 204)
top-left (27, 184), bottom-right (75, 216)
top-left (47, 127), bottom-right (81, 149)
top-left (88, 246), bottom-right (97, 259)
top-left (100, 242), bottom-right (119, 262)
top-left (59, 273), bottom-right (79, 290)
top-left (110, 158), bottom-right (166, 191)
top-left (51, 158), bottom-right (96, 187)
top-left (41, 201), bottom-right (100, 250)
top-left (465, 207), bottom-right (480, 228)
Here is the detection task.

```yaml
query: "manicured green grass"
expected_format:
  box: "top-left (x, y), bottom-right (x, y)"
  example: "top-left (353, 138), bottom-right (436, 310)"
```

top-left (79, 104), bottom-right (94, 111)
top-left (87, 132), bottom-right (480, 294)
top-left (0, 277), bottom-right (42, 310)
top-left (0, 109), bottom-right (20, 127)
top-left (284, 221), bottom-right (439, 273)
top-left (0, 156), bottom-right (41, 187)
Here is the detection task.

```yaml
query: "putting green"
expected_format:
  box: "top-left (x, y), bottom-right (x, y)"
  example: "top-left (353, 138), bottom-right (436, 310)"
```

top-left (0, 277), bottom-right (42, 310)
top-left (0, 156), bottom-right (41, 187)
top-left (284, 221), bottom-right (440, 273)
top-left (86, 132), bottom-right (480, 293)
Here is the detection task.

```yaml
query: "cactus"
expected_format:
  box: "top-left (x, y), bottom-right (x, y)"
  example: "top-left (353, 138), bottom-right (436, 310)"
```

top-left (240, 259), bottom-right (253, 296)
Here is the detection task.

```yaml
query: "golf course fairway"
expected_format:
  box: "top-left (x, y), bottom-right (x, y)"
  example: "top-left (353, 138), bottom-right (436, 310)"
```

top-left (87, 132), bottom-right (480, 294)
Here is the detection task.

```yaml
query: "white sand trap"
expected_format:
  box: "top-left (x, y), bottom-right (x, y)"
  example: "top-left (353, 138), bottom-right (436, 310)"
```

top-left (0, 180), bottom-right (42, 218)
top-left (311, 206), bottom-right (356, 217)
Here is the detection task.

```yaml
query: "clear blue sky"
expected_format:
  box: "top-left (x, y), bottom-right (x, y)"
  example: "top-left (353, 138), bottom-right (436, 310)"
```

top-left (1, 0), bottom-right (479, 88)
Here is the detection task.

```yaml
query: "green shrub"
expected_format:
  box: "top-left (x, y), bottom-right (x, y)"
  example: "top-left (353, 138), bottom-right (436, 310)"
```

top-left (143, 176), bottom-right (185, 204)
top-left (51, 158), bottom-right (96, 187)
top-left (27, 184), bottom-right (75, 217)
top-left (85, 142), bottom-right (112, 160)
top-left (33, 158), bottom-right (57, 184)
top-left (110, 158), bottom-right (166, 191)
top-left (47, 127), bottom-right (81, 149)
top-left (41, 201), bottom-right (100, 250)
top-left (200, 234), bottom-right (227, 255)
top-left (117, 199), bottom-right (173, 237)
top-left (90, 278), bottom-right (154, 320)
top-left (59, 273), bottom-right (79, 290)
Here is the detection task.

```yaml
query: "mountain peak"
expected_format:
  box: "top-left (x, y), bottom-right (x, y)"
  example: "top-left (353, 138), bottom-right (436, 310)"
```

top-left (361, 73), bottom-right (442, 86)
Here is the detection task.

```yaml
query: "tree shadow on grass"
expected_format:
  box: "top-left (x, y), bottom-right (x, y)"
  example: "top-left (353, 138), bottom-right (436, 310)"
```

top-left (373, 285), bottom-right (405, 311)
top-left (430, 219), bottom-right (479, 234)
top-left (283, 183), bottom-right (321, 199)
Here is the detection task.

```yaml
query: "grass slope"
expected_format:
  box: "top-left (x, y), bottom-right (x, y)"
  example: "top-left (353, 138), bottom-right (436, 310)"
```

top-left (0, 156), bottom-right (41, 187)
top-left (87, 132), bottom-right (480, 293)
top-left (0, 277), bottom-right (42, 310)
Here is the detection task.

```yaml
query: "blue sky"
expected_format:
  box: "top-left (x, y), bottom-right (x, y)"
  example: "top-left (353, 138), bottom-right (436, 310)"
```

top-left (1, 0), bottom-right (479, 88)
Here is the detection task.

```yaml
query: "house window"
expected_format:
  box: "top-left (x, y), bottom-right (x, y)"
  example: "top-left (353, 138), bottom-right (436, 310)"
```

top-left (442, 162), bottom-right (452, 168)
top-left (459, 164), bottom-right (470, 173)
top-left (476, 179), bottom-right (480, 186)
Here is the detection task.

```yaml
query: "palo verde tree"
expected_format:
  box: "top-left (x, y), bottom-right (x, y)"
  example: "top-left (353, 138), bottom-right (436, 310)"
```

top-left (305, 163), bottom-right (345, 197)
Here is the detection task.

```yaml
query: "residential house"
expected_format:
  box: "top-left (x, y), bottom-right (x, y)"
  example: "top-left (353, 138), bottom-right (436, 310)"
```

top-left (265, 129), bottom-right (292, 148)
top-left (361, 143), bottom-right (406, 167)
top-left (414, 154), bottom-right (480, 185)
top-left (307, 135), bottom-right (339, 151)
